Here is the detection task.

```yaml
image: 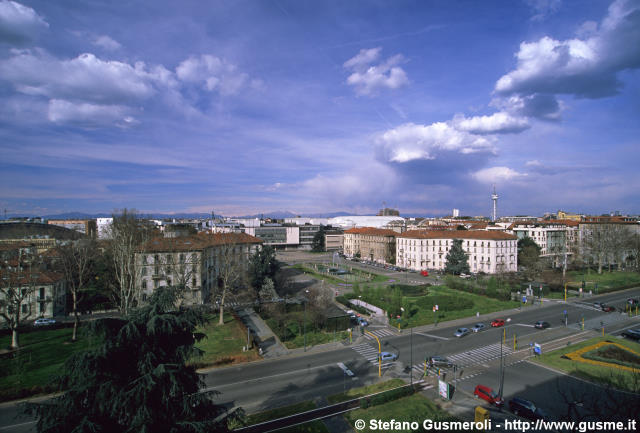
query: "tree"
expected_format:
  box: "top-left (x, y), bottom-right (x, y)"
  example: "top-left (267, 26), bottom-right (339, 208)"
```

top-left (0, 250), bottom-right (43, 349)
top-left (24, 286), bottom-right (237, 433)
top-left (311, 226), bottom-right (326, 252)
top-left (444, 239), bottom-right (470, 275)
top-left (248, 245), bottom-right (279, 293)
top-left (106, 209), bottom-right (154, 315)
top-left (58, 240), bottom-right (97, 341)
top-left (517, 236), bottom-right (543, 280)
top-left (214, 243), bottom-right (247, 325)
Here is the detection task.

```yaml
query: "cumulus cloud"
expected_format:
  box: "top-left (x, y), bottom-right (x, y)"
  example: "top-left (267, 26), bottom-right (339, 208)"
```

top-left (495, 0), bottom-right (640, 100)
top-left (93, 35), bottom-right (121, 51)
top-left (0, 0), bottom-right (48, 44)
top-left (472, 166), bottom-right (528, 183)
top-left (344, 47), bottom-right (409, 96)
top-left (48, 99), bottom-right (135, 127)
top-left (453, 111), bottom-right (530, 134)
top-left (0, 51), bottom-right (156, 104)
top-left (176, 54), bottom-right (249, 95)
top-left (376, 122), bottom-right (496, 163)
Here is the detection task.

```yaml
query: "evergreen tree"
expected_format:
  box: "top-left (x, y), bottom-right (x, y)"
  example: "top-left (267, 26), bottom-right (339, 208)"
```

top-left (248, 245), bottom-right (280, 292)
top-left (444, 239), bottom-right (470, 275)
top-left (25, 286), bottom-right (237, 433)
top-left (311, 226), bottom-right (326, 252)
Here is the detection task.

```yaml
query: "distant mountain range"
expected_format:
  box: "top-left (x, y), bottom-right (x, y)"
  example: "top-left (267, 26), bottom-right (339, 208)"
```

top-left (5, 210), bottom-right (357, 220)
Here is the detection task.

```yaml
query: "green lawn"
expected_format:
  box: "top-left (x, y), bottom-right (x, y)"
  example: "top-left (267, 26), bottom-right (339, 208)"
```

top-left (531, 336), bottom-right (640, 392)
top-left (327, 379), bottom-right (406, 404)
top-left (231, 400), bottom-right (329, 433)
top-left (189, 313), bottom-right (261, 368)
top-left (0, 327), bottom-right (100, 402)
top-left (343, 393), bottom-right (458, 433)
top-left (566, 271), bottom-right (640, 293)
top-left (401, 285), bottom-right (519, 328)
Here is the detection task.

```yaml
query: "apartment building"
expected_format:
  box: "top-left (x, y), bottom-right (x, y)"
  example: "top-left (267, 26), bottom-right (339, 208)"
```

top-left (510, 221), bottom-right (579, 256)
top-left (136, 232), bottom-right (262, 305)
top-left (396, 230), bottom-right (518, 274)
top-left (343, 227), bottom-right (397, 264)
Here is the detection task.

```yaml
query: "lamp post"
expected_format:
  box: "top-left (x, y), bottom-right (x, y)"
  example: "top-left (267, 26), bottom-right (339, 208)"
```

top-left (303, 289), bottom-right (309, 352)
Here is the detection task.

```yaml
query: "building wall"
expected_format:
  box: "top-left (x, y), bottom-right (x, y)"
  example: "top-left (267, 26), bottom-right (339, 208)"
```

top-left (344, 231), bottom-right (396, 263)
top-left (325, 233), bottom-right (344, 251)
top-left (396, 234), bottom-right (517, 274)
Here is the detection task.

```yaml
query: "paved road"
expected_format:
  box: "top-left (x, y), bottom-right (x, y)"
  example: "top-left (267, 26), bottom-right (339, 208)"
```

top-left (1, 288), bottom-right (638, 432)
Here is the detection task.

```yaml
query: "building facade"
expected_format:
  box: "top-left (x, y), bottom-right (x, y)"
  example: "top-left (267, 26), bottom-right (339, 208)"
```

top-left (47, 219), bottom-right (97, 238)
top-left (396, 230), bottom-right (518, 274)
top-left (136, 232), bottom-right (262, 305)
top-left (343, 227), bottom-right (397, 264)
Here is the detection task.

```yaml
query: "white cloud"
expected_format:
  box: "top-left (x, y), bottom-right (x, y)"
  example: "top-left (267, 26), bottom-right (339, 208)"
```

top-left (495, 0), bottom-right (640, 100)
top-left (0, 51), bottom-right (156, 104)
top-left (376, 122), bottom-right (496, 163)
top-left (343, 47), bottom-right (381, 69)
top-left (0, 0), bottom-right (48, 44)
top-left (472, 166), bottom-right (528, 183)
top-left (344, 48), bottom-right (409, 96)
top-left (453, 111), bottom-right (530, 134)
top-left (93, 35), bottom-right (121, 51)
top-left (175, 54), bottom-right (250, 95)
top-left (47, 99), bottom-right (135, 126)
top-left (525, 0), bottom-right (561, 21)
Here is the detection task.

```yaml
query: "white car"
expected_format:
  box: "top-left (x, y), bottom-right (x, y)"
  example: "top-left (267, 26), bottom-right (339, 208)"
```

top-left (34, 318), bottom-right (56, 326)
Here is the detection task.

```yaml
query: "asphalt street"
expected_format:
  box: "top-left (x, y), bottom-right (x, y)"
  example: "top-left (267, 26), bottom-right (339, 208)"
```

top-left (1, 288), bottom-right (638, 432)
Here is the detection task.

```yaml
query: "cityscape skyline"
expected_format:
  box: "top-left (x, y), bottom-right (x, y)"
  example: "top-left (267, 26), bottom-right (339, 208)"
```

top-left (1, 0), bottom-right (639, 217)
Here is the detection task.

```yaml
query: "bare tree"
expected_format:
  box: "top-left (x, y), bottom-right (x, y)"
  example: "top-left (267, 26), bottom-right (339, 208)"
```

top-left (58, 240), bottom-right (96, 341)
top-left (214, 242), bottom-right (248, 325)
top-left (0, 250), bottom-right (43, 349)
top-left (106, 209), bottom-right (153, 315)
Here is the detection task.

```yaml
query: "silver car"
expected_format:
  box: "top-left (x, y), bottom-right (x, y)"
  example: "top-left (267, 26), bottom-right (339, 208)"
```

top-left (472, 323), bottom-right (486, 333)
top-left (454, 327), bottom-right (470, 337)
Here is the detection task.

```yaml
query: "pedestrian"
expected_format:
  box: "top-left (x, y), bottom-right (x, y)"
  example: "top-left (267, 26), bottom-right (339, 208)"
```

top-left (476, 311), bottom-right (479, 318)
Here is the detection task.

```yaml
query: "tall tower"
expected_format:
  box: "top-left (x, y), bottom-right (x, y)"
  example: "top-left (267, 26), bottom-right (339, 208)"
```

top-left (491, 185), bottom-right (499, 222)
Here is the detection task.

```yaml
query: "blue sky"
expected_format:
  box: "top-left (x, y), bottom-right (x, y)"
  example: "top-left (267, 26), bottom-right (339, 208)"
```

top-left (0, 0), bottom-right (639, 217)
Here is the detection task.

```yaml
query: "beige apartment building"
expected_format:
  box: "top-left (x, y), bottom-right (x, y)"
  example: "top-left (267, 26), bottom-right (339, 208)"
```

top-left (343, 227), bottom-right (397, 264)
top-left (136, 232), bottom-right (262, 305)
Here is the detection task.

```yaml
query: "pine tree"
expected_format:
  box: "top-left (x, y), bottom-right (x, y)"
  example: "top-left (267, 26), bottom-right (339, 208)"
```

top-left (444, 239), bottom-right (470, 275)
top-left (25, 286), bottom-right (237, 433)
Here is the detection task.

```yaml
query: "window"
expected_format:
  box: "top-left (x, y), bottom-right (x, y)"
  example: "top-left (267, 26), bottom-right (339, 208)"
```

top-left (22, 304), bottom-right (28, 314)
top-left (141, 266), bottom-right (147, 276)
top-left (142, 281), bottom-right (147, 289)
top-left (40, 301), bottom-right (46, 313)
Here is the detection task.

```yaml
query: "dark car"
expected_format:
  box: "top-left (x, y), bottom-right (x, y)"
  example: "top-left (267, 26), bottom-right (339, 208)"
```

top-left (472, 323), bottom-right (486, 333)
top-left (534, 321), bottom-right (550, 329)
top-left (621, 328), bottom-right (640, 341)
top-left (491, 319), bottom-right (505, 327)
top-left (428, 356), bottom-right (453, 368)
top-left (474, 384), bottom-right (504, 407)
top-left (601, 305), bottom-right (616, 312)
top-left (508, 397), bottom-right (548, 421)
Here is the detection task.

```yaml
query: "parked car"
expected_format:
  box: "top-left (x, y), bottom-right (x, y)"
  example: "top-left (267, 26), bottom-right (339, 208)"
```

top-left (472, 323), bottom-right (486, 333)
top-left (379, 352), bottom-right (398, 362)
top-left (627, 298), bottom-right (639, 306)
top-left (621, 328), bottom-right (640, 341)
top-left (428, 356), bottom-right (453, 368)
top-left (34, 318), bottom-right (56, 327)
top-left (454, 327), bottom-right (470, 337)
top-left (534, 321), bottom-right (550, 329)
top-left (357, 318), bottom-right (369, 326)
top-left (491, 319), bottom-right (505, 327)
top-left (474, 385), bottom-right (504, 407)
top-left (601, 305), bottom-right (616, 312)
top-left (508, 397), bottom-right (549, 421)
top-left (420, 270), bottom-right (429, 277)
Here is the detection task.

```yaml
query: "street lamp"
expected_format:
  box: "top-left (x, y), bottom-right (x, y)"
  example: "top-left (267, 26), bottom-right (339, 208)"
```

top-left (303, 289), bottom-right (309, 352)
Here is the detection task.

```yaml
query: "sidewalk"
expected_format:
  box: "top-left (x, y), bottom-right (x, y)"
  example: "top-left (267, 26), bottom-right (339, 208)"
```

top-left (235, 308), bottom-right (289, 358)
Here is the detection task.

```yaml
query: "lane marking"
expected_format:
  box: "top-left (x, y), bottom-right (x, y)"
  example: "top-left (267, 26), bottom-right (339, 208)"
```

top-left (415, 332), bottom-right (449, 341)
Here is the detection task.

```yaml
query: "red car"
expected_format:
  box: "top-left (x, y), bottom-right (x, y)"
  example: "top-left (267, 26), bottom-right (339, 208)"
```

top-left (474, 384), bottom-right (504, 407)
top-left (602, 305), bottom-right (616, 312)
top-left (420, 270), bottom-right (429, 276)
top-left (491, 319), bottom-right (505, 327)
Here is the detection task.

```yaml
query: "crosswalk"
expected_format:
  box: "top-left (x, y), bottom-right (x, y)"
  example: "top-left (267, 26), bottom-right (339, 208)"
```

top-left (407, 343), bottom-right (513, 377)
top-left (364, 327), bottom-right (396, 340)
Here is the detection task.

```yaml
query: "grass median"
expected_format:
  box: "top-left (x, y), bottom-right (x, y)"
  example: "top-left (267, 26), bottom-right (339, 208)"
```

top-left (230, 400), bottom-right (329, 433)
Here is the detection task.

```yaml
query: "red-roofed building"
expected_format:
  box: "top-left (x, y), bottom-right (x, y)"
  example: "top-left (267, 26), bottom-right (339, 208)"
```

top-left (396, 230), bottom-right (518, 274)
top-left (135, 233), bottom-right (262, 305)
top-left (343, 227), bottom-right (397, 264)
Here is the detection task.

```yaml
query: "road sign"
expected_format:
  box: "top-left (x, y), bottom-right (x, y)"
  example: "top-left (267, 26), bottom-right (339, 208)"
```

top-left (439, 379), bottom-right (451, 400)
top-left (534, 343), bottom-right (541, 355)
